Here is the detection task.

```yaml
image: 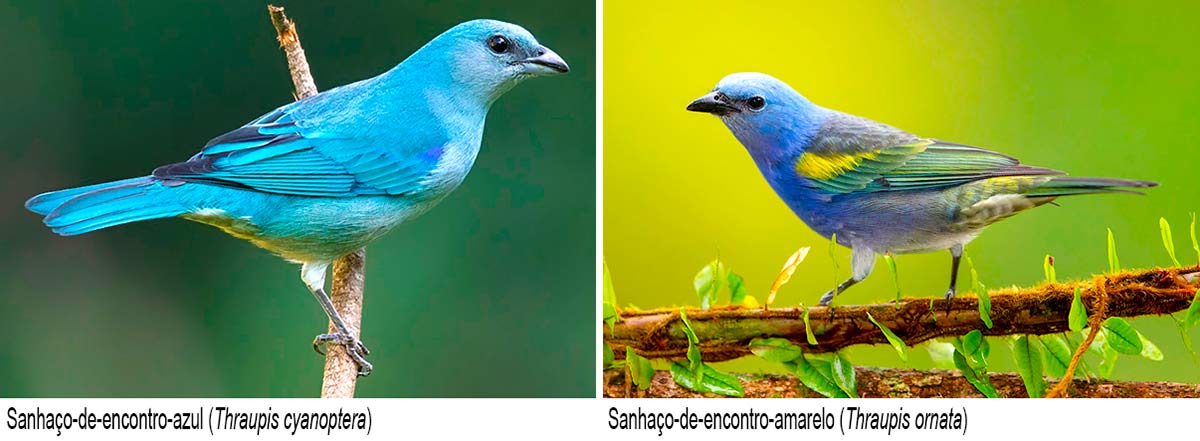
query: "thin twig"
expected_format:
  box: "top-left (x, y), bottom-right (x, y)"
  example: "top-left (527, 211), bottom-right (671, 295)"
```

top-left (267, 5), bottom-right (317, 99)
top-left (1045, 275), bottom-right (1111, 397)
top-left (266, 4), bottom-right (367, 398)
top-left (608, 266), bottom-right (1199, 362)
top-left (604, 369), bottom-right (1200, 398)
top-left (323, 249), bottom-right (367, 398)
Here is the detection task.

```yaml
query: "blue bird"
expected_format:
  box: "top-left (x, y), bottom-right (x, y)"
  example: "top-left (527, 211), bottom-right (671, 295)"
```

top-left (687, 73), bottom-right (1154, 306)
top-left (25, 19), bottom-right (569, 375)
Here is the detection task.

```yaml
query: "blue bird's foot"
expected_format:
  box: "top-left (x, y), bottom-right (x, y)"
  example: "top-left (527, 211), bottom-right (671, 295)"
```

top-left (313, 332), bottom-right (374, 377)
top-left (818, 290), bottom-right (835, 306)
top-left (819, 276), bottom-right (862, 306)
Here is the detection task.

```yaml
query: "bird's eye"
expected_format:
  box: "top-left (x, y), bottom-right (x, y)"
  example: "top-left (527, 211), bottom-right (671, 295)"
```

top-left (487, 35), bottom-right (510, 53)
top-left (747, 96), bottom-right (766, 111)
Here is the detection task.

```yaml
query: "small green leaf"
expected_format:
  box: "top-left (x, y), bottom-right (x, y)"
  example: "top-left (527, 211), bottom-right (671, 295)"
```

top-left (679, 308), bottom-right (698, 345)
top-left (1186, 288), bottom-right (1200, 328)
top-left (977, 292), bottom-right (993, 329)
top-left (867, 311), bottom-right (909, 362)
top-left (603, 261), bottom-right (619, 330)
top-left (1090, 330), bottom-right (1118, 378)
top-left (693, 259), bottom-right (724, 309)
top-left (1069, 287), bottom-right (1088, 332)
top-left (926, 341), bottom-right (957, 369)
top-left (967, 254), bottom-right (986, 295)
top-left (1099, 344), bottom-right (1119, 378)
top-left (749, 338), bottom-right (802, 363)
top-left (697, 364), bottom-right (744, 397)
top-left (669, 362), bottom-right (744, 397)
top-left (1093, 321), bottom-right (1162, 362)
top-left (604, 344), bottom-right (615, 367)
top-left (788, 356), bottom-right (847, 398)
top-left (802, 307), bottom-right (818, 345)
top-left (965, 254), bottom-right (992, 329)
top-left (831, 352), bottom-right (859, 398)
top-left (727, 271), bottom-right (747, 305)
top-left (952, 333), bottom-right (990, 371)
top-left (1043, 254), bottom-right (1056, 284)
top-left (1139, 333), bottom-right (1163, 361)
top-left (952, 346), bottom-right (999, 398)
top-left (679, 308), bottom-right (703, 381)
top-left (1172, 315), bottom-right (1200, 367)
top-left (1063, 333), bottom-right (1095, 379)
top-left (807, 354), bottom-right (833, 371)
top-left (626, 347), bottom-right (655, 390)
top-left (962, 330), bottom-right (984, 356)
top-left (1103, 317), bottom-right (1144, 355)
top-left (883, 253), bottom-right (900, 307)
top-left (1191, 212), bottom-right (1199, 265)
top-left (1106, 228), bottom-right (1120, 273)
top-left (1161, 217), bottom-right (1181, 267)
top-left (1011, 335), bottom-right (1045, 398)
top-left (741, 294), bottom-right (760, 308)
top-left (1038, 335), bottom-right (1072, 378)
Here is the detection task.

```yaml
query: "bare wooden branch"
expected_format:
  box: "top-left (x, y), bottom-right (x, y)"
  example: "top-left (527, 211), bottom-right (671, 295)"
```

top-left (267, 5), bottom-right (318, 99)
top-left (604, 369), bottom-right (1200, 398)
top-left (266, 4), bottom-right (367, 398)
top-left (608, 266), bottom-right (1199, 362)
top-left (322, 249), bottom-right (367, 398)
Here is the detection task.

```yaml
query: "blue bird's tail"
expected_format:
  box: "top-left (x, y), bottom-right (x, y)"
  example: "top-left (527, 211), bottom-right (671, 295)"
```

top-left (25, 176), bottom-right (189, 236)
top-left (1026, 176), bottom-right (1158, 198)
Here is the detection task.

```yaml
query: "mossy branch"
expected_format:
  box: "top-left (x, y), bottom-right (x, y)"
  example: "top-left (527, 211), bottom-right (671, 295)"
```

top-left (267, 4), bottom-right (367, 398)
top-left (607, 266), bottom-right (1199, 363)
top-left (604, 369), bottom-right (1200, 398)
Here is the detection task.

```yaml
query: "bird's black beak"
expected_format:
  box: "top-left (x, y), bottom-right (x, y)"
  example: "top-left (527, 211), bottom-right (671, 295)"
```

top-left (519, 46), bottom-right (570, 74)
top-left (686, 92), bottom-right (739, 115)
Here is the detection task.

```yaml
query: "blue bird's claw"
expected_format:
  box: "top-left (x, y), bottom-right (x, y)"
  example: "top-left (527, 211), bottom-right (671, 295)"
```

top-left (818, 291), bottom-right (835, 306)
top-left (312, 332), bottom-right (373, 377)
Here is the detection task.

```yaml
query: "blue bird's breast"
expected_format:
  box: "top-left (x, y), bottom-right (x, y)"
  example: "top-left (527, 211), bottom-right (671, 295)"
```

top-left (181, 187), bottom-right (444, 263)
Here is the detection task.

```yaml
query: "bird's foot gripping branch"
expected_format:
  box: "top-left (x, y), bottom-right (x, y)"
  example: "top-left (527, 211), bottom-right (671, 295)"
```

top-left (603, 218), bottom-right (1200, 398)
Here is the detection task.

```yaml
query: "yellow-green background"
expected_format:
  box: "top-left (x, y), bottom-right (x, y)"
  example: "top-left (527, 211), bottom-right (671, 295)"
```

top-left (605, 0), bottom-right (1200, 382)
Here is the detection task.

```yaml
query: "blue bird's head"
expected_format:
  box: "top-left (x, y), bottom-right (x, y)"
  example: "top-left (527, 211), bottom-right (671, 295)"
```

top-left (403, 19), bottom-right (569, 105)
top-left (687, 73), bottom-right (828, 162)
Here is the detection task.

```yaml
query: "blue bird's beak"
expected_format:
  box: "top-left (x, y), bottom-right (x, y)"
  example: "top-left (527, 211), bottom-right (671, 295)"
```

top-left (519, 46), bottom-right (570, 75)
top-left (686, 92), bottom-right (739, 116)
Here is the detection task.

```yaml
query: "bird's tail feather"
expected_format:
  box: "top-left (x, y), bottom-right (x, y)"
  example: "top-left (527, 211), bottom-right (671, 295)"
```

top-left (25, 176), bottom-right (189, 236)
top-left (1026, 176), bottom-right (1158, 198)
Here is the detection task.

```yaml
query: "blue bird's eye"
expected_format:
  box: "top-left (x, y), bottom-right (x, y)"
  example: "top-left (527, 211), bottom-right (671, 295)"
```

top-left (748, 96), bottom-right (766, 111)
top-left (487, 35), bottom-right (510, 53)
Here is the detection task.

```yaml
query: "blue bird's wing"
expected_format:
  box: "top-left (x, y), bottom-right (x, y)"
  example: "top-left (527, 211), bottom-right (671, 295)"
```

top-left (153, 103), bottom-right (444, 198)
top-left (794, 140), bottom-right (1063, 194)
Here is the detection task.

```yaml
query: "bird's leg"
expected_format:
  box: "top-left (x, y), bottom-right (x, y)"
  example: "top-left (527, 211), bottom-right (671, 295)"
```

top-left (819, 247), bottom-right (876, 306)
top-left (945, 245), bottom-right (963, 300)
top-left (301, 261), bottom-right (373, 376)
top-left (820, 277), bottom-right (860, 306)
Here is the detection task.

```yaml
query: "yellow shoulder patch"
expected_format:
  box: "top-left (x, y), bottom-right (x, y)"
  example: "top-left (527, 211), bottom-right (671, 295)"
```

top-left (795, 150), bottom-right (879, 180)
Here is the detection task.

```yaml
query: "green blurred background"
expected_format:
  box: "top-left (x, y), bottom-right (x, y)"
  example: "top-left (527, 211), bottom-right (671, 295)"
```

top-left (0, 1), bottom-right (595, 397)
top-left (605, 0), bottom-right (1200, 382)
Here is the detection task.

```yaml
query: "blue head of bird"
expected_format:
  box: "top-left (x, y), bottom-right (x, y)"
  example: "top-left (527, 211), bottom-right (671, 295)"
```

top-left (687, 73), bottom-right (826, 166)
top-left (399, 19), bottom-right (569, 106)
